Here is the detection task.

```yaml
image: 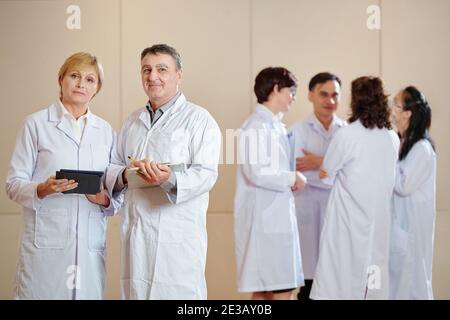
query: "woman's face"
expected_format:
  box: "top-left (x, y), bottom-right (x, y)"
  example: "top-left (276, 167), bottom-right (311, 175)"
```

top-left (392, 92), bottom-right (411, 136)
top-left (60, 65), bottom-right (99, 106)
top-left (272, 85), bottom-right (296, 113)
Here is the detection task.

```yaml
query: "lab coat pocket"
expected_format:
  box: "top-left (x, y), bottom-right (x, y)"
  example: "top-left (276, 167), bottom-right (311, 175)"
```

top-left (88, 211), bottom-right (107, 251)
top-left (157, 131), bottom-right (190, 163)
top-left (91, 144), bottom-right (110, 171)
top-left (146, 132), bottom-right (172, 163)
top-left (34, 208), bottom-right (69, 249)
top-left (262, 193), bottom-right (294, 234)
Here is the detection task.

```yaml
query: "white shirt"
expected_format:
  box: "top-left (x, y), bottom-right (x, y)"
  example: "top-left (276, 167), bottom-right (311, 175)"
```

top-left (58, 100), bottom-right (89, 143)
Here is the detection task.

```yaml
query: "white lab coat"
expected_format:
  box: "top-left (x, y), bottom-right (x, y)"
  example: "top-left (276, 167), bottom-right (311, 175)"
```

top-left (290, 113), bottom-right (346, 279)
top-left (310, 120), bottom-right (399, 300)
top-left (105, 93), bottom-right (221, 300)
top-left (389, 139), bottom-right (436, 300)
top-left (5, 102), bottom-right (120, 299)
top-left (234, 104), bottom-right (304, 292)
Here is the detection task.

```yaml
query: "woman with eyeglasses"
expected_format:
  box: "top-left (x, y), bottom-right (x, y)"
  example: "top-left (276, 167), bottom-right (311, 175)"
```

top-left (389, 86), bottom-right (436, 300)
top-left (234, 67), bottom-right (307, 300)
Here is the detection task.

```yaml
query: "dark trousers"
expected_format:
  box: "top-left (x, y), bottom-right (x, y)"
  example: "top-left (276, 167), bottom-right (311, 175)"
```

top-left (297, 279), bottom-right (313, 300)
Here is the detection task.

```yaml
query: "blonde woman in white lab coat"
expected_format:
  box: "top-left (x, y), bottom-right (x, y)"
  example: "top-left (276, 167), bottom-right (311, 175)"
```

top-left (234, 67), bottom-right (306, 300)
top-left (389, 86), bottom-right (436, 299)
top-left (310, 76), bottom-right (400, 300)
top-left (5, 53), bottom-right (120, 299)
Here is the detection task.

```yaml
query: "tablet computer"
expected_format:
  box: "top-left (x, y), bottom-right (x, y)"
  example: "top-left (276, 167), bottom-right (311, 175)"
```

top-left (55, 169), bottom-right (104, 195)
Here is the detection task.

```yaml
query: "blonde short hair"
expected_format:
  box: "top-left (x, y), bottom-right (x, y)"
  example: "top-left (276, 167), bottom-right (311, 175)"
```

top-left (58, 52), bottom-right (104, 99)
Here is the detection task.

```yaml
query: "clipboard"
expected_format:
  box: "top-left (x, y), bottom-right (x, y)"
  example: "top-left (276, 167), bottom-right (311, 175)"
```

top-left (55, 169), bottom-right (104, 195)
top-left (125, 163), bottom-right (186, 189)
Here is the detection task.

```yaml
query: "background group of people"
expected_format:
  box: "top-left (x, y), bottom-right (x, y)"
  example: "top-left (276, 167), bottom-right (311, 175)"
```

top-left (5, 44), bottom-right (436, 300)
top-left (234, 68), bottom-right (436, 300)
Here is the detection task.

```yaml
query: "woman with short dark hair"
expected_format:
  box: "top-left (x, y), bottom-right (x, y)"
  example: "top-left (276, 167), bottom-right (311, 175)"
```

top-left (389, 86), bottom-right (436, 299)
top-left (310, 76), bottom-right (400, 299)
top-left (234, 67), bottom-right (306, 300)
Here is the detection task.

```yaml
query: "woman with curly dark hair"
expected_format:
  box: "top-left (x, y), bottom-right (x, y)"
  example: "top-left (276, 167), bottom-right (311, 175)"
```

top-left (389, 86), bottom-right (436, 299)
top-left (310, 76), bottom-right (400, 300)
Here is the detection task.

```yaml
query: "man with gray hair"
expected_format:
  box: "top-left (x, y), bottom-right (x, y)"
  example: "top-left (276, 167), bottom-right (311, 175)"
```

top-left (105, 44), bottom-right (221, 300)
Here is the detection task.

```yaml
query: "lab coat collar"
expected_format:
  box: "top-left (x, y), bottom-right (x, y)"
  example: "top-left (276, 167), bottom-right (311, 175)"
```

top-left (49, 101), bottom-right (100, 128)
top-left (307, 112), bottom-right (344, 135)
top-left (255, 104), bottom-right (284, 125)
top-left (138, 93), bottom-right (187, 131)
top-left (48, 101), bottom-right (101, 147)
top-left (147, 91), bottom-right (181, 114)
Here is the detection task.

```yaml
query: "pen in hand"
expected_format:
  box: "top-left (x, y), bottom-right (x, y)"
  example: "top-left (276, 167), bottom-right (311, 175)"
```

top-left (123, 156), bottom-right (139, 184)
top-left (127, 156), bottom-right (145, 175)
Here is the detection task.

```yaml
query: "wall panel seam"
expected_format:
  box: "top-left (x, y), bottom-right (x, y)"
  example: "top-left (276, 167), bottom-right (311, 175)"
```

top-left (249, 0), bottom-right (253, 115)
top-left (379, 0), bottom-right (383, 77)
top-left (119, 0), bottom-right (123, 125)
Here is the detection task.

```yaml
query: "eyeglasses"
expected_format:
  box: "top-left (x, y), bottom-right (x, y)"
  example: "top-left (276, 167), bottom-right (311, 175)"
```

top-left (289, 87), bottom-right (297, 97)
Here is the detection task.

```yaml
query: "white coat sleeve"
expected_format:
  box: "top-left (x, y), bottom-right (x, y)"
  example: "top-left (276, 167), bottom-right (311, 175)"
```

top-left (394, 142), bottom-right (434, 196)
top-left (239, 127), bottom-right (296, 193)
top-left (168, 115), bottom-right (222, 204)
top-left (5, 118), bottom-right (42, 210)
top-left (101, 129), bottom-right (125, 216)
top-left (103, 123), bottom-right (128, 212)
top-left (321, 130), bottom-right (353, 186)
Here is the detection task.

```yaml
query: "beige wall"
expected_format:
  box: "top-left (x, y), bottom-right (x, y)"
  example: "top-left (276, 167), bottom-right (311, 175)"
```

top-left (0, 0), bottom-right (448, 299)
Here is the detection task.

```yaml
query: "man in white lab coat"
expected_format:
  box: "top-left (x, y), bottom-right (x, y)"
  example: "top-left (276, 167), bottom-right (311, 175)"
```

top-left (105, 44), bottom-right (221, 299)
top-left (289, 72), bottom-right (346, 300)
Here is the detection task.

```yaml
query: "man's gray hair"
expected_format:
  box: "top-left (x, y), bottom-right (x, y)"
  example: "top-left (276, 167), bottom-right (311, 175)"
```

top-left (141, 44), bottom-right (182, 70)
